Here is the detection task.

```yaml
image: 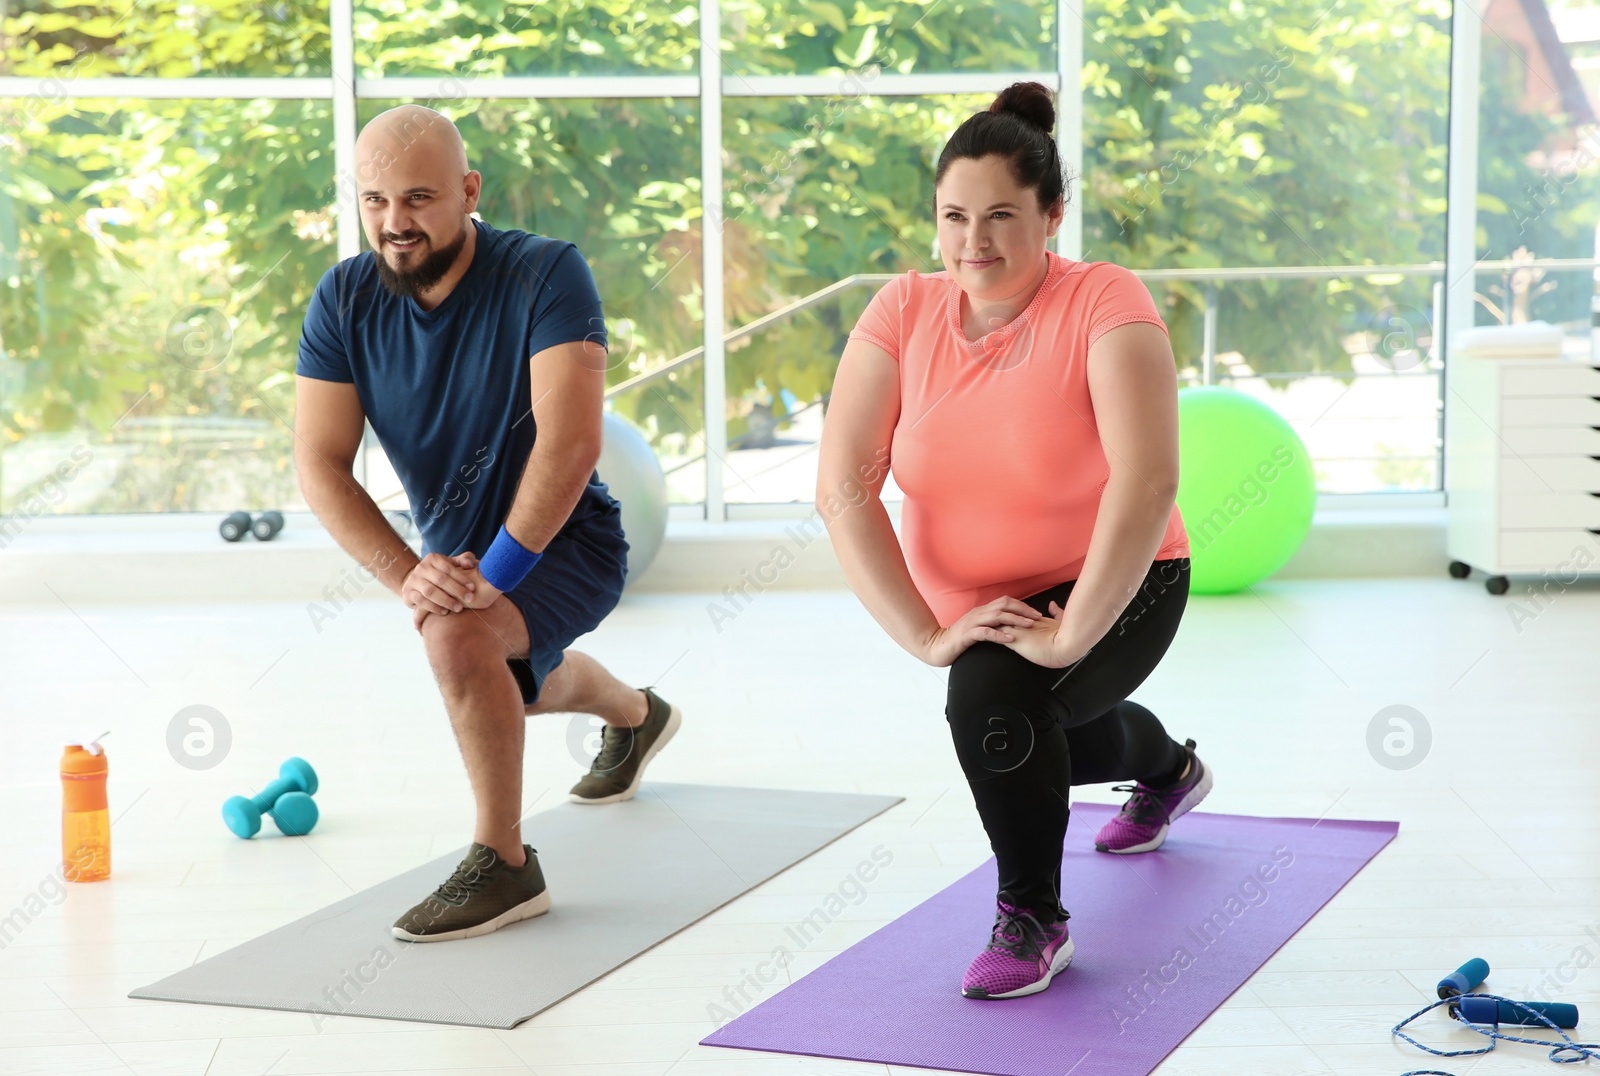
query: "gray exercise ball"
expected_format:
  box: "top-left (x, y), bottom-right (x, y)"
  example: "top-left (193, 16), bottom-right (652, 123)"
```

top-left (598, 412), bottom-right (668, 589)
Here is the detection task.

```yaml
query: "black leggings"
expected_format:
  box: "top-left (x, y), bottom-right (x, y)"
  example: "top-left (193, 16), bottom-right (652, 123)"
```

top-left (944, 558), bottom-right (1191, 922)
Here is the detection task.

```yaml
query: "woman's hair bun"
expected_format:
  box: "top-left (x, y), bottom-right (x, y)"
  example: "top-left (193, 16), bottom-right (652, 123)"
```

top-left (989, 81), bottom-right (1055, 134)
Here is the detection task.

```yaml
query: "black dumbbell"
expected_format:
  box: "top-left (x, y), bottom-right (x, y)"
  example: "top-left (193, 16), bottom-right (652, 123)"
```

top-left (219, 511), bottom-right (252, 542)
top-left (251, 510), bottom-right (285, 541)
top-left (219, 511), bottom-right (285, 541)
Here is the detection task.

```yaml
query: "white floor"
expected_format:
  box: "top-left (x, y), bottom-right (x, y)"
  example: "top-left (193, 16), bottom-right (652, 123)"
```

top-left (1, 575), bottom-right (1597, 1076)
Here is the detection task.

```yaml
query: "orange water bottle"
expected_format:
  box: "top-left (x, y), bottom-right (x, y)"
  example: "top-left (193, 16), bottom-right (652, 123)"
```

top-left (61, 733), bottom-right (111, 882)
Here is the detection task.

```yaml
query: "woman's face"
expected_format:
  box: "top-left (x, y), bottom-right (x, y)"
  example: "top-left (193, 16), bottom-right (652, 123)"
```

top-left (935, 154), bottom-right (1062, 299)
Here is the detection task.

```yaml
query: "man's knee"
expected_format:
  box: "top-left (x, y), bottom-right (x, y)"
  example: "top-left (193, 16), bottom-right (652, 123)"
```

top-left (422, 613), bottom-right (500, 691)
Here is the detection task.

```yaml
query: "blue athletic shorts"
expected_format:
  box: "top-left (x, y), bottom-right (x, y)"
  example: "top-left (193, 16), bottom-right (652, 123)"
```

top-left (502, 511), bottom-right (629, 705)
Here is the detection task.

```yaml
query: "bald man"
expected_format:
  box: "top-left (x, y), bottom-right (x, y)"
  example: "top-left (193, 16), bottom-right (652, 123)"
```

top-left (295, 105), bottom-right (682, 942)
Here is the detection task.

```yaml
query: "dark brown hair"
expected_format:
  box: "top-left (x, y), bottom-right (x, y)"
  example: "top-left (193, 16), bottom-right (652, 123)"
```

top-left (934, 81), bottom-right (1069, 214)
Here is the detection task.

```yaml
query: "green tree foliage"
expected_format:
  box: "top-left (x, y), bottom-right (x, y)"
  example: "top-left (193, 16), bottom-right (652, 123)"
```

top-left (357, 0), bottom-right (699, 77)
top-left (0, 0), bottom-right (331, 78)
top-left (1081, 0), bottom-right (1452, 375)
top-left (725, 0), bottom-right (1054, 74)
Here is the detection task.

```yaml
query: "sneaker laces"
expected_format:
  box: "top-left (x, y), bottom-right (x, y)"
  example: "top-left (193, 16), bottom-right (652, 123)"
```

top-left (987, 905), bottom-right (1060, 963)
top-left (1110, 783), bottom-right (1169, 828)
top-left (432, 851), bottom-right (500, 905)
top-left (590, 723), bottom-right (636, 773)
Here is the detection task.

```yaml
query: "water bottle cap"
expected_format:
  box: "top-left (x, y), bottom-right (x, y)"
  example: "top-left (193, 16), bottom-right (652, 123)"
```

top-left (73, 731), bottom-right (111, 756)
top-left (61, 740), bottom-right (109, 780)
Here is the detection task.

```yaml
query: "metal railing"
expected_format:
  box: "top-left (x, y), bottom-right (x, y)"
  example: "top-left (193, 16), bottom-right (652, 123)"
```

top-left (609, 255), bottom-right (1600, 401)
top-left (606, 256), bottom-right (1600, 492)
top-left (604, 273), bottom-right (892, 399)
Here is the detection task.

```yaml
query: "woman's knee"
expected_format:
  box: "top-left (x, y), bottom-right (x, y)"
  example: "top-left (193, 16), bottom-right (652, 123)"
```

top-left (945, 644), bottom-right (1059, 776)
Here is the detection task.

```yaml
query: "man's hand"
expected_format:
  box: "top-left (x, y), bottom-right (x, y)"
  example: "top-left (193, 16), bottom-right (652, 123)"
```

top-left (401, 552), bottom-right (478, 615)
top-left (1001, 600), bottom-right (1093, 669)
top-left (450, 552), bottom-right (504, 610)
top-left (410, 553), bottom-right (504, 633)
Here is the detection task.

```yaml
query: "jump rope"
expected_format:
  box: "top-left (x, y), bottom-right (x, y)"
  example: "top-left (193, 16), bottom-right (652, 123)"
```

top-left (1392, 958), bottom-right (1599, 1073)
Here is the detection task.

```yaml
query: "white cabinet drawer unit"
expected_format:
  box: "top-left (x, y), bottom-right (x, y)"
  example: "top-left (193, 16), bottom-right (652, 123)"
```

top-left (1445, 357), bottom-right (1600, 594)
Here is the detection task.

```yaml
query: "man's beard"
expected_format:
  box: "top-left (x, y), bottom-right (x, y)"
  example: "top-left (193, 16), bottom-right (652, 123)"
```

top-left (374, 220), bottom-right (468, 300)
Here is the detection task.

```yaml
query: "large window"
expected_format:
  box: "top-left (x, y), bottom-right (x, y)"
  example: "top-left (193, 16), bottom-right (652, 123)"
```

top-left (5, 0), bottom-right (1512, 524)
top-left (718, 93), bottom-right (990, 504)
top-left (1081, 0), bottom-right (1452, 493)
top-left (1473, 0), bottom-right (1600, 340)
top-left (0, 96), bottom-right (333, 515)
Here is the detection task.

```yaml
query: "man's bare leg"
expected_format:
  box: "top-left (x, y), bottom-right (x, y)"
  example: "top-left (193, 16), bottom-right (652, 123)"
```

top-left (420, 602), bottom-right (532, 866)
top-left (526, 651), bottom-right (649, 727)
top-left (422, 603), bottom-right (658, 862)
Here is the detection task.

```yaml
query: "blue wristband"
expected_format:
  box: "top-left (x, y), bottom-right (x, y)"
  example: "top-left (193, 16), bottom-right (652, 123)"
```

top-left (479, 525), bottom-right (542, 592)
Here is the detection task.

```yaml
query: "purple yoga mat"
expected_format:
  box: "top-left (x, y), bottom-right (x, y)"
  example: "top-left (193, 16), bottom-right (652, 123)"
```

top-left (702, 803), bottom-right (1397, 1076)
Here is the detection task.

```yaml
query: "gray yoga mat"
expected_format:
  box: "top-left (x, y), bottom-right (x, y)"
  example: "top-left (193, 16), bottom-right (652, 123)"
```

top-left (130, 783), bottom-right (902, 1028)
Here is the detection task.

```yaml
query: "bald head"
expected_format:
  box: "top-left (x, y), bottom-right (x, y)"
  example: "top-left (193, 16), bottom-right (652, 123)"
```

top-left (357, 105), bottom-right (469, 179)
top-left (356, 106), bottom-right (482, 304)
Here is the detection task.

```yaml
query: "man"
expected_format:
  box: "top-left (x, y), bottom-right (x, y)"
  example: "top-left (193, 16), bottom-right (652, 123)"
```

top-left (295, 104), bottom-right (682, 942)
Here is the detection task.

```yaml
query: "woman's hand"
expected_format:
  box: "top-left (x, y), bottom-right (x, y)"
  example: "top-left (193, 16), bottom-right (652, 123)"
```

top-left (921, 597), bottom-right (1043, 667)
top-left (1001, 600), bottom-right (1093, 669)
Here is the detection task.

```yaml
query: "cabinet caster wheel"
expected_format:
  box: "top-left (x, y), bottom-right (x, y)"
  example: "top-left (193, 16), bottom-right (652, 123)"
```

top-left (1448, 560), bottom-right (1471, 579)
top-left (1485, 576), bottom-right (1510, 595)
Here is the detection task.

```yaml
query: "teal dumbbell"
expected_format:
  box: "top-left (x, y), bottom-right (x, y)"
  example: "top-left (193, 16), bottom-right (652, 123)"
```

top-left (222, 758), bottom-right (319, 838)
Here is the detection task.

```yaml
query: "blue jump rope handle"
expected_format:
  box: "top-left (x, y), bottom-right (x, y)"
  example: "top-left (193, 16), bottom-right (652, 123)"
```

top-left (1437, 958), bottom-right (1490, 999)
top-left (1458, 995), bottom-right (1580, 1029)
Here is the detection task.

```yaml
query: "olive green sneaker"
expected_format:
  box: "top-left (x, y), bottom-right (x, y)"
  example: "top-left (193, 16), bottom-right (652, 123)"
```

top-left (391, 842), bottom-right (550, 943)
top-left (568, 687), bottom-right (682, 804)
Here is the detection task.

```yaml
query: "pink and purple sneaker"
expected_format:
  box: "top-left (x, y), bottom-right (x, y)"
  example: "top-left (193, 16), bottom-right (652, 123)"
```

top-left (960, 900), bottom-right (1074, 999)
top-left (1094, 738), bottom-right (1212, 854)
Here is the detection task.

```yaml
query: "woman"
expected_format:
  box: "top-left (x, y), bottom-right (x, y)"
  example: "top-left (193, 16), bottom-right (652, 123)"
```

top-left (817, 81), bottom-right (1213, 1001)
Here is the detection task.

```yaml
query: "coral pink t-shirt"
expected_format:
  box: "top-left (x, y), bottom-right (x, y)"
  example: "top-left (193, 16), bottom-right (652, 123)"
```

top-left (847, 251), bottom-right (1190, 628)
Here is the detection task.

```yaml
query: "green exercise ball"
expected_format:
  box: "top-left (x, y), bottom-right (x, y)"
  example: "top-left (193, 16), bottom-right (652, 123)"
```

top-left (1176, 387), bottom-right (1316, 594)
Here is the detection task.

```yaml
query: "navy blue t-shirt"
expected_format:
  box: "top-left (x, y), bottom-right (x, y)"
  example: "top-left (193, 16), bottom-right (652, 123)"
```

top-left (296, 218), bottom-right (619, 559)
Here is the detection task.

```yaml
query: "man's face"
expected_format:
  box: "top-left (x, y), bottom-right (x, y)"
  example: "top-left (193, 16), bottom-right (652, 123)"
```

top-left (360, 172), bottom-right (474, 300)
